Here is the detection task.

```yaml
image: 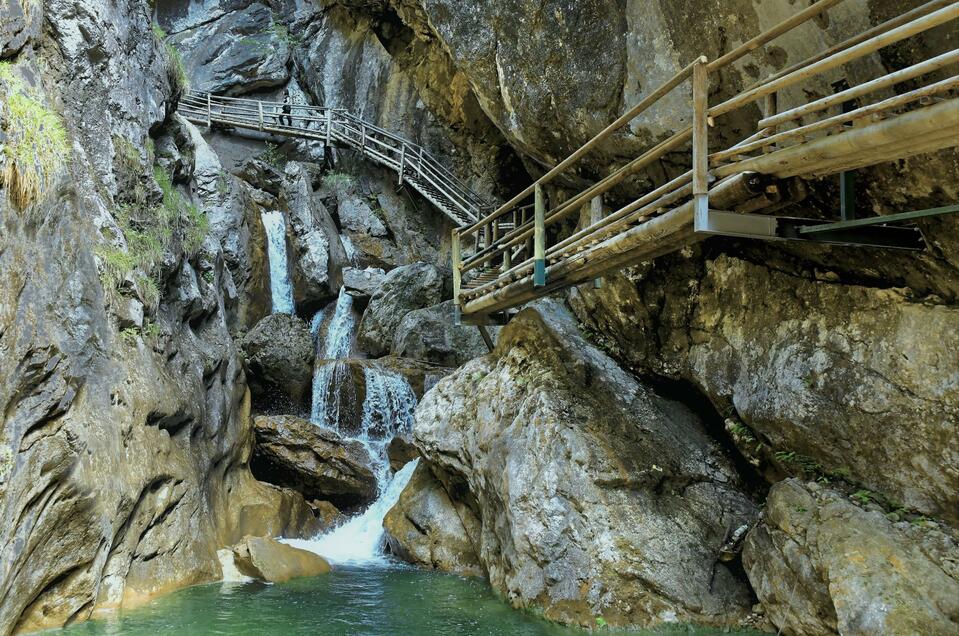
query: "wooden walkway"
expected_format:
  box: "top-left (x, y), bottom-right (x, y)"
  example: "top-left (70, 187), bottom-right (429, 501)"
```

top-left (177, 1), bottom-right (959, 327)
top-left (178, 92), bottom-right (491, 227)
top-left (452, 0), bottom-right (959, 323)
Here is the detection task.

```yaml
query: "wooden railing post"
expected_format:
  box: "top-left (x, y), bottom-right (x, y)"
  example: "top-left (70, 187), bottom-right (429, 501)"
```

top-left (452, 230), bottom-right (462, 322)
top-left (325, 110), bottom-right (333, 146)
top-left (502, 211), bottom-right (513, 272)
top-left (533, 183), bottom-right (547, 287)
top-left (763, 92), bottom-right (777, 154)
top-left (257, 101), bottom-right (264, 131)
top-left (590, 195), bottom-right (604, 288)
top-left (206, 92), bottom-right (212, 127)
top-left (691, 57), bottom-right (709, 224)
top-left (398, 143), bottom-right (406, 186)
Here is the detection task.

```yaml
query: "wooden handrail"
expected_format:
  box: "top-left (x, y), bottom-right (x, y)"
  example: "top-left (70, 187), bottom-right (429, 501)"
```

top-left (178, 90), bottom-right (491, 226)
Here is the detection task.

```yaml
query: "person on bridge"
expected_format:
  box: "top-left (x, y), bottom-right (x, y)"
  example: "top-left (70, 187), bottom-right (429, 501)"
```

top-left (280, 89), bottom-right (293, 127)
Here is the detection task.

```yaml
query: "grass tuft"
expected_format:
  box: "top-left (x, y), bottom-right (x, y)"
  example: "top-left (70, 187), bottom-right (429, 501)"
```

top-left (0, 62), bottom-right (69, 210)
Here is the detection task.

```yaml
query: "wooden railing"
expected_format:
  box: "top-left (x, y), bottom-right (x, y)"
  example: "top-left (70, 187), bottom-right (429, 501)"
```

top-left (177, 91), bottom-right (492, 226)
top-left (453, 0), bottom-right (959, 320)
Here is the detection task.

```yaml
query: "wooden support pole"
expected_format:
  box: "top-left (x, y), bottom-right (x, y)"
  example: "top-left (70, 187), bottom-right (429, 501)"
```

top-left (326, 110), bottom-right (332, 146)
top-left (257, 101), bottom-right (264, 131)
top-left (590, 195), bottom-right (604, 289)
top-left (477, 326), bottom-right (495, 352)
top-left (692, 59), bottom-right (710, 221)
top-left (534, 183), bottom-right (547, 287)
top-left (398, 143), bottom-right (406, 186)
top-left (452, 230), bottom-right (462, 310)
top-left (207, 92), bottom-right (212, 127)
top-left (763, 92), bottom-right (777, 154)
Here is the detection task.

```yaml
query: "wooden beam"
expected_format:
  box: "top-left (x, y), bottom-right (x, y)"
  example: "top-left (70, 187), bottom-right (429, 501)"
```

top-left (534, 183), bottom-right (547, 287)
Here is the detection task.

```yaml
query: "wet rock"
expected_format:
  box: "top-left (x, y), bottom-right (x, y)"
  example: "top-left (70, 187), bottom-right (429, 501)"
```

top-left (343, 266), bottom-right (386, 303)
top-left (413, 300), bottom-right (758, 628)
top-left (357, 262), bottom-right (446, 357)
top-left (231, 536), bottom-right (331, 583)
top-left (387, 436), bottom-right (419, 472)
top-left (282, 162), bottom-right (346, 312)
top-left (393, 300), bottom-right (493, 367)
top-left (252, 415), bottom-right (377, 508)
top-left (743, 479), bottom-right (959, 635)
top-left (310, 500), bottom-right (345, 528)
top-left (241, 314), bottom-right (315, 406)
top-left (168, 3), bottom-right (290, 96)
top-left (384, 462), bottom-right (484, 577)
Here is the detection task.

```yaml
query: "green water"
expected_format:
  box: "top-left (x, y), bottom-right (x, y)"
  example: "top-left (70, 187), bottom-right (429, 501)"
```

top-left (59, 564), bottom-right (761, 635)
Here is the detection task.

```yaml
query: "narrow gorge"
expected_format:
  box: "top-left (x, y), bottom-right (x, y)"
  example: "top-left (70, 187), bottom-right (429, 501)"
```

top-left (1, 0), bottom-right (957, 634)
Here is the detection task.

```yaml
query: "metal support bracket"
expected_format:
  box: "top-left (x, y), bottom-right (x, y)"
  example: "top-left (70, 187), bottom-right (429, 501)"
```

top-left (695, 208), bottom-right (924, 250)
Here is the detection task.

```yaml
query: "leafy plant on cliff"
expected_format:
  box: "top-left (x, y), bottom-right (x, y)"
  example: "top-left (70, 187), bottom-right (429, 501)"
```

top-left (261, 142), bottom-right (287, 170)
top-left (0, 62), bottom-right (69, 210)
top-left (152, 24), bottom-right (189, 92)
top-left (321, 171), bottom-right (354, 194)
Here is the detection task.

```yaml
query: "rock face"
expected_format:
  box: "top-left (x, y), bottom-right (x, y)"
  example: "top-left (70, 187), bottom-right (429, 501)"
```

top-left (357, 262), bottom-right (446, 357)
top-left (241, 314), bottom-right (315, 406)
top-left (343, 266), bottom-right (386, 303)
top-left (409, 301), bottom-right (759, 628)
top-left (167, 2), bottom-right (290, 95)
top-left (570, 254), bottom-right (959, 525)
top-left (384, 462), bottom-right (484, 577)
top-left (251, 415), bottom-right (377, 508)
top-left (393, 300), bottom-right (493, 367)
top-left (743, 479), bottom-right (959, 636)
top-left (231, 536), bottom-right (331, 583)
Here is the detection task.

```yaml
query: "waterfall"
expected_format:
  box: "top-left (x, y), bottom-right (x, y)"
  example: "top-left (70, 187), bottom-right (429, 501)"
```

top-left (284, 459), bottom-right (418, 565)
top-left (359, 365), bottom-right (417, 486)
top-left (310, 290), bottom-right (356, 427)
top-left (293, 362), bottom-right (420, 564)
top-left (261, 210), bottom-right (295, 314)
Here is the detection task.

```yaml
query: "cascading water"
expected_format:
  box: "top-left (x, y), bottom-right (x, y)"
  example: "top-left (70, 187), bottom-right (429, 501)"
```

top-left (261, 210), bottom-right (295, 314)
top-left (292, 362), bottom-right (420, 564)
top-left (310, 289), bottom-right (356, 427)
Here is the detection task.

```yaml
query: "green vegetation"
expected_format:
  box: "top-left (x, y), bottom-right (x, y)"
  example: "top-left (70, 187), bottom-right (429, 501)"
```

top-left (97, 158), bottom-right (209, 313)
top-left (261, 142), bottom-right (287, 170)
top-left (152, 24), bottom-right (189, 92)
top-left (272, 23), bottom-right (301, 47)
top-left (0, 62), bottom-right (69, 209)
top-left (321, 171), bottom-right (355, 192)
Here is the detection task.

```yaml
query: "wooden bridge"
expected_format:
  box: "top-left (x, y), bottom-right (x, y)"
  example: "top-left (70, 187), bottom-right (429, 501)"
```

top-left (178, 0), bottom-right (959, 327)
top-left (452, 0), bottom-right (959, 323)
top-left (177, 91), bottom-right (492, 227)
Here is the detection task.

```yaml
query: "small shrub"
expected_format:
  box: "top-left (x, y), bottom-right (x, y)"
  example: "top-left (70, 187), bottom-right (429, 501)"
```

top-left (152, 25), bottom-right (189, 92)
top-left (0, 62), bottom-right (69, 209)
top-left (321, 171), bottom-right (354, 193)
top-left (120, 326), bottom-right (140, 346)
top-left (851, 489), bottom-right (875, 505)
top-left (142, 321), bottom-right (162, 340)
top-left (261, 142), bottom-right (286, 169)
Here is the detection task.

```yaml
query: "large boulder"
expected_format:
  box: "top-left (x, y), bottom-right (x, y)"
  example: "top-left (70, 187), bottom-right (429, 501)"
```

top-left (231, 536), bottom-right (331, 583)
top-left (343, 266), bottom-right (387, 304)
top-left (251, 415), bottom-right (377, 508)
top-left (393, 300), bottom-right (493, 367)
top-left (241, 314), bottom-right (315, 406)
top-left (282, 163), bottom-right (346, 313)
top-left (357, 262), bottom-right (446, 357)
top-left (384, 462), bottom-right (484, 577)
top-left (743, 479), bottom-right (959, 636)
top-left (166, 3), bottom-right (290, 95)
top-left (411, 301), bottom-right (759, 629)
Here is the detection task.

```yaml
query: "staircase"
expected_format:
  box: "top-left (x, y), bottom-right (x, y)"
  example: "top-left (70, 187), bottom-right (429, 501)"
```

top-left (177, 91), bottom-right (491, 228)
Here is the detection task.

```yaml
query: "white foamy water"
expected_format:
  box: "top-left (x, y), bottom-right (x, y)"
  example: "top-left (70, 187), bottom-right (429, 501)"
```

top-left (359, 365), bottom-right (418, 485)
top-left (310, 290), bottom-right (356, 426)
top-left (284, 459), bottom-right (418, 565)
top-left (261, 210), bottom-right (295, 314)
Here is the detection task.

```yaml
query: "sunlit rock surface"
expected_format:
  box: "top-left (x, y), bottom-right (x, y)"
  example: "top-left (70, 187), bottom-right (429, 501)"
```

top-left (408, 301), bottom-right (759, 628)
top-left (743, 479), bottom-right (959, 635)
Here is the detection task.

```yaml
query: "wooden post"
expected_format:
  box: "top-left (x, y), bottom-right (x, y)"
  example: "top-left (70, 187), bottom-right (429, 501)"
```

top-left (502, 211), bottom-right (513, 272)
top-left (326, 110), bottom-right (333, 146)
top-left (763, 92), bottom-right (777, 154)
top-left (484, 222), bottom-right (492, 253)
top-left (257, 101), bottom-right (264, 131)
top-left (452, 230), bottom-right (462, 322)
top-left (398, 143), bottom-right (406, 186)
top-left (206, 92), bottom-right (212, 127)
top-left (590, 195), bottom-right (604, 288)
top-left (692, 58), bottom-right (709, 224)
top-left (534, 183), bottom-right (547, 287)
top-left (360, 124), bottom-right (366, 150)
